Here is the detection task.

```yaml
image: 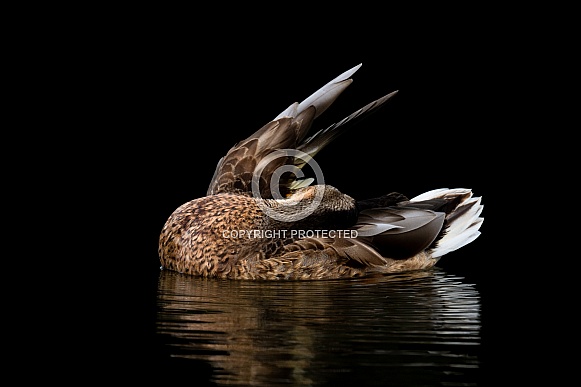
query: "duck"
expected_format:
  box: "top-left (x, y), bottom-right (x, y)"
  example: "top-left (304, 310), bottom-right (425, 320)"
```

top-left (158, 63), bottom-right (484, 280)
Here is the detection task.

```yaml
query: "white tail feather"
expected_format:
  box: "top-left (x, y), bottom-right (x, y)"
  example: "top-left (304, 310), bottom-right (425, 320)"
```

top-left (411, 188), bottom-right (484, 259)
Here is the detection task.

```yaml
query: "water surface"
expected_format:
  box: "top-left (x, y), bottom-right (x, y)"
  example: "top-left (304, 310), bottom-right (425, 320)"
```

top-left (155, 268), bottom-right (482, 386)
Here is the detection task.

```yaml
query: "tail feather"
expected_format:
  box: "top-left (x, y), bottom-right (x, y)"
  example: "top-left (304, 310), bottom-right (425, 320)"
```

top-left (411, 189), bottom-right (484, 258)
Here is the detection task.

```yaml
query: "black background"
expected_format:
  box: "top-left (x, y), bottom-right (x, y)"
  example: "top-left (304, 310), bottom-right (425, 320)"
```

top-left (115, 48), bottom-right (501, 383)
top-left (108, 34), bottom-right (503, 277)
top-left (52, 10), bottom-right (533, 385)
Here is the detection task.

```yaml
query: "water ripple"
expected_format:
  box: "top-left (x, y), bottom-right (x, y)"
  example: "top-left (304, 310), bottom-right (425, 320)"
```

top-left (155, 268), bottom-right (482, 386)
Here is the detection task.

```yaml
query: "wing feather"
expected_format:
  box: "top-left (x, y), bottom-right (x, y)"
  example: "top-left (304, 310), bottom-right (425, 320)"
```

top-left (206, 63), bottom-right (398, 198)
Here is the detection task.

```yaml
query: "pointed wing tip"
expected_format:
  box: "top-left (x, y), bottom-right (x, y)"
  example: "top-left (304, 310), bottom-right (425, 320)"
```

top-left (381, 90), bottom-right (399, 101)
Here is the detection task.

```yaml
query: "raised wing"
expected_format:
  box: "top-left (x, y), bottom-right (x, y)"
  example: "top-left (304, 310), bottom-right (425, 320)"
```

top-left (206, 64), bottom-right (398, 198)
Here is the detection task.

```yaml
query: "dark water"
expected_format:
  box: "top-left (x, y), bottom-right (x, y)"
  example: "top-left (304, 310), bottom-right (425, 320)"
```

top-left (154, 268), bottom-right (484, 386)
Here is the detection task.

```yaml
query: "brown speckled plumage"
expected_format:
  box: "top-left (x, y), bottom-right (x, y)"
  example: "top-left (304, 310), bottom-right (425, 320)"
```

top-left (159, 64), bottom-right (484, 280)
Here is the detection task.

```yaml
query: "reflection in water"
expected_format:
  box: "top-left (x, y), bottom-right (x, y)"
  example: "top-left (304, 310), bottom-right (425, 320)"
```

top-left (155, 268), bottom-right (482, 386)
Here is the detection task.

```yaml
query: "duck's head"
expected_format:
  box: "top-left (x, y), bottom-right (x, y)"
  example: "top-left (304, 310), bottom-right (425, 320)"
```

top-left (267, 185), bottom-right (357, 230)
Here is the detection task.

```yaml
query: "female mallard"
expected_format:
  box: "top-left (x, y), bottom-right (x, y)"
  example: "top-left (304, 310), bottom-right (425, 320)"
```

top-left (159, 64), bottom-right (484, 280)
